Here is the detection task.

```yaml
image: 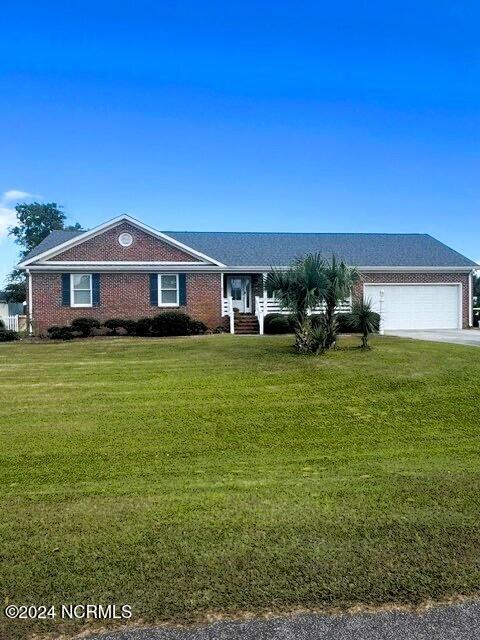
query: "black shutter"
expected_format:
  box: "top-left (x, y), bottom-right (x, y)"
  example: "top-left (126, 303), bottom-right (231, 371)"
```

top-left (61, 274), bottom-right (70, 306)
top-left (179, 274), bottom-right (187, 306)
top-left (92, 274), bottom-right (100, 307)
top-left (150, 274), bottom-right (158, 306)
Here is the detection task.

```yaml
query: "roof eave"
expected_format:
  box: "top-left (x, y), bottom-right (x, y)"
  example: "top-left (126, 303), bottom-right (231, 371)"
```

top-left (22, 263), bottom-right (477, 272)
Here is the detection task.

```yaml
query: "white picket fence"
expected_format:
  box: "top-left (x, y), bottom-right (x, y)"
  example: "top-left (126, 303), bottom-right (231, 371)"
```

top-left (1, 315), bottom-right (19, 331)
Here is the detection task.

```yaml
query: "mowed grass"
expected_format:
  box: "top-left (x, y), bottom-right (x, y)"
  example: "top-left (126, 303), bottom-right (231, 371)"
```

top-left (1, 334), bottom-right (480, 639)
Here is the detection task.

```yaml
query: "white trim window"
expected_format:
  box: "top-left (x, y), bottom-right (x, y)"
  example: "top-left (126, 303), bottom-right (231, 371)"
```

top-left (71, 273), bottom-right (93, 307)
top-left (158, 273), bottom-right (179, 307)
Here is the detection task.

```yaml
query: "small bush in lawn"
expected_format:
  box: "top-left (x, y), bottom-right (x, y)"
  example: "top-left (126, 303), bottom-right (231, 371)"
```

top-left (335, 313), bottom-right (355, 334)
top-left (71, 317), bottom-right (100, 337)
top-left (135, 317), bottom-right (154, 336)
top-left (0, 329), bottom-right (19, 342)
top-left (47, 326), bottom-right (75, 340)
top-left (104, 318), bottom-right (138, 336)
top-left (264, 313), bottom-right (295, 334)
top-left (345, 299), bottom-right (380, 348)
top-left (341, 309), bottom-right (380, 335)
top-left (0, 319), bottom-right (5, 330)
top-left (151, 312), bottom-right (192, 336)
top-left (188, 319), bottom-right (207, 335)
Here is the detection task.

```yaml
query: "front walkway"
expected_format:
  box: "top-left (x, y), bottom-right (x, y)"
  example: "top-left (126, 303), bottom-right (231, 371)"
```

top-left (385, 329), bottom-right (480, 347)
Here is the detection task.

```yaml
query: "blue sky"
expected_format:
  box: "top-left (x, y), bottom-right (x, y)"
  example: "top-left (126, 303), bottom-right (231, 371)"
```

top-left (1, 1), bottom-right (479, 283)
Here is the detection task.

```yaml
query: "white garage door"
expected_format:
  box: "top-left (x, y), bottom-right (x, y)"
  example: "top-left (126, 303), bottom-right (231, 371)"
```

top-left (364, 284), bottom-right (461, 330)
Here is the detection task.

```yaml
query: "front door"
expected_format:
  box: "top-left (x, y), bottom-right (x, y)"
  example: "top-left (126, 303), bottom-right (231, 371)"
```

top-left (228, 276), bottom-right (252, 313)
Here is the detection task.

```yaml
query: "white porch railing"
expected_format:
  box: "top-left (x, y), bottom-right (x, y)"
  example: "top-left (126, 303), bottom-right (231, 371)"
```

top-left (255, 295), bottom-right (266, 335)
top-left (222, 296), bottom-right (352, 335)
top-left (225, 296), bottom-right (234, 334)
top-left (1, 315), bottom-right (19, 331)
top-left (262, 299), bottom-right (352, 315)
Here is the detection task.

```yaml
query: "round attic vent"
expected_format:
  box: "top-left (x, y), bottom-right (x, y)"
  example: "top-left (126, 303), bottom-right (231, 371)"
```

top-left (118, 232), bottom-right (133, 247)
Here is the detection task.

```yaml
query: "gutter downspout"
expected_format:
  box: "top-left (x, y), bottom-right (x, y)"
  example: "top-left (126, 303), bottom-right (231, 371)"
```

top-left (27, 268), bottom-right (33, 335)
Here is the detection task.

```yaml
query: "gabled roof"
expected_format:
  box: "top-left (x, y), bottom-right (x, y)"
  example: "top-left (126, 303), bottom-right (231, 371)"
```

top-left (19, 215), bottom-right (225, 267)
top-left (20, 215), bottom-right (477, 268)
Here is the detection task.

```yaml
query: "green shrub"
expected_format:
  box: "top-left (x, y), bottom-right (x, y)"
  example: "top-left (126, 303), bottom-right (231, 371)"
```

top-left (335, 313), bottom-right (352, 334)
top-left (122, 320), bottom-right (138, 336)
top-left (103, 318), bottom-right (137, 336)
top-left (188, 319), bottom-right (207, 335)
top-left (135, 317), bottom-right (154, 337)
top-left (0, 319), bottom-right (5, 330)
top-left (47, 326), bottom-right (75, 340)
top-left (188, 319), bottom-right (208, 336)
top-left (0, 329), bottom-right (19, 342)
top-left (70, 317), bottom-right (100, 337)
top-left (264, 313), bottom-right (295, 334)
top-left (342, 310), bottom-right (380, 333)
top-left (150, 312), bottom-right (192, 337)
top-left (265, 312), bottom-right (380, 336)
top-left (313, 312), bottom-right (380, 334)
top-left (213, 325), bottom-right (227, 333)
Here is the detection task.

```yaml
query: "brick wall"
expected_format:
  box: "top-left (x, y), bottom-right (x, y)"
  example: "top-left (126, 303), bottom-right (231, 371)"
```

top-left (31, 272), bottom-right (223, 334)
top-left (31, 269), bottom-right (471, 333)
top-left (355, 271), bottom-right (470, 328)
top-left (47, 222), bottom-right (201, 262)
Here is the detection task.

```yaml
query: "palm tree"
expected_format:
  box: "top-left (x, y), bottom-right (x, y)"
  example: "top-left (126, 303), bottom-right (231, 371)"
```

top-left (348, 297), bottom-right (379, 348)
top-left (266, 253), bottom-right (328, 353)
top-left (322, 256), bottom-right (360, 349)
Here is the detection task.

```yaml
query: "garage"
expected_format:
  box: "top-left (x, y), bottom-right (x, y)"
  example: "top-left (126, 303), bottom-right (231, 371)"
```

top-left (364, 284), bottom-right (461, 330)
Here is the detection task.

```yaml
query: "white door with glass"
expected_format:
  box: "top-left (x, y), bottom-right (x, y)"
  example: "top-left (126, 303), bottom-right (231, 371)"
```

top-left (228, 276), bottom-right (252, 313)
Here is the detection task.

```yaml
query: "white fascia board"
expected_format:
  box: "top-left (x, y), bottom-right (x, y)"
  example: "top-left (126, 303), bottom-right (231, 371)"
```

top-left (27, 264), bottom-right (223, 272)
top-left (41, 261), bottom-right (211, 266)
top-left (224, 265), bottom-right (476, 273)
top-left (18, 214), bottom-right (226, 267)
top-left (357, 265), bottom-right (475, 273)
top-left (225, 265), bottom-right (476, 273)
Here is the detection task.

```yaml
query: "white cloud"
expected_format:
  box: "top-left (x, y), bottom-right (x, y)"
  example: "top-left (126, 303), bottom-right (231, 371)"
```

top-left (3, 190), bottom-right (37, 202)
top-left (0, 189), bottom-right (40, 240)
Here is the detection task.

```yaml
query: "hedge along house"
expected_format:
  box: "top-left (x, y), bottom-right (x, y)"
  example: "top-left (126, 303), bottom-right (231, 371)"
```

top-left (19, 214), bottom-right (477, 335)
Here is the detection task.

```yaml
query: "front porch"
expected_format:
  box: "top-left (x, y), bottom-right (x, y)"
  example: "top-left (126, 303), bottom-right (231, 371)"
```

top-left (221, 273), bottom-right (351, 334)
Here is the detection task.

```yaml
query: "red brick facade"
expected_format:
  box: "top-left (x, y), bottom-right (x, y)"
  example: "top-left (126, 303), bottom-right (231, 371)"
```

top-left (31, 272), bottom-right (223, 334)
top-left (28, 221), bottom-right (472, 333)
top-left (47, 222), bottom-right (202, 262)
top-left (355, 271), bottom-right (470, 329)
top-left (31, 269), bottom-right (470, 334)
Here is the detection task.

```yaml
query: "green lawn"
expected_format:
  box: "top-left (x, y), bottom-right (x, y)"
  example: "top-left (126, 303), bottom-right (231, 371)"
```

top-left (1, 334), bottom-right (480, 639)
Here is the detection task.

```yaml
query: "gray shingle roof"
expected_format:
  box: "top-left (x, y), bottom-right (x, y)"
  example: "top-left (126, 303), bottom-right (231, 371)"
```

top-left (166, 231), bottom-right (476, 267)
top-left (22, 227), bottom-right (476, 268)
top-left (22, 230), bottom-right (84, 261)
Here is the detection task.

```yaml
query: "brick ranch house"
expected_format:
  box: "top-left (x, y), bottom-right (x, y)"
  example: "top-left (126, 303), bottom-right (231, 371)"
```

top-left (19, 214), bottom-right (477, 335)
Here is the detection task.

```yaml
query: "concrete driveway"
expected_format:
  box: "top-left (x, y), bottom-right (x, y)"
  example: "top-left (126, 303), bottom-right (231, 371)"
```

top-left (87, 600), bottom-right (480, 640)
top-left (385, 329), bottom-right (480, 347)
